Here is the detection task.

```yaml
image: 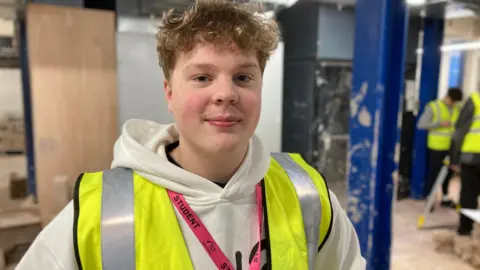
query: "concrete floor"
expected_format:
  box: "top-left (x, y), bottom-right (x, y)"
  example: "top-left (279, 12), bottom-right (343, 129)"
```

top-left (330, 177), bottom-right (475, 270)
top-left (391, 199), bottom-right (473, 270)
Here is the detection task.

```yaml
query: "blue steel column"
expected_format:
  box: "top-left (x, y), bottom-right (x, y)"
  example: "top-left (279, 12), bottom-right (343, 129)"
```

top-left (347, 0), bottom-right (408, 269)
top-left (410, 18), bottom-right (444, 199)
top-left (18, 17), bottom-right (37, 199)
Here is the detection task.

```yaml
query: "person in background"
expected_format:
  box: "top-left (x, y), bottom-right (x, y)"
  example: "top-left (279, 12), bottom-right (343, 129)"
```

top-left (417, 88), bottom-right (463, 206)
top-left (450, 89), bottom-right (480, 236)
top-left (16, 1), bottom-right (365, 269)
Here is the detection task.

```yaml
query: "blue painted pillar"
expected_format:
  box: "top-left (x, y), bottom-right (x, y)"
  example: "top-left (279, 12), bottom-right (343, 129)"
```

top-left (410, 17), bottom-right (444, 199)
top-left (347, 0), bottom-right (408, 269)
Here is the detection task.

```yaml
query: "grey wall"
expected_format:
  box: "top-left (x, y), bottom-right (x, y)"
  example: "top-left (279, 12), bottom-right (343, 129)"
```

top-left (316, 6), bottom-right (421, 63)
top-left (317, 6), bottom-right (355, 60)
top-left (116, 31), bottom-right (174, 133)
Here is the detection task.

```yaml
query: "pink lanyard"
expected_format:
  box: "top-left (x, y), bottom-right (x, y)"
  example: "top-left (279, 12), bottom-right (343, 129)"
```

top-left (168, 184), bottom-right (263, 270)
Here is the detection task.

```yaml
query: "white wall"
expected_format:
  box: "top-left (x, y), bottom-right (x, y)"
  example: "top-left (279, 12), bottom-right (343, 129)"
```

top-left (437, 51), bottom-right (451, 98)
top-left (116, 31), bottom-right (173, 133)
top-left (462, 50), bottom-right (480, 97)
top-left (0, 68), bottom-right (27, 186)
top-left (0, 68), bottom-right (23, 115)
top-left (437, 49), bottom-right (480, 100)
top-left (255, 42), bottom-right (284, 153)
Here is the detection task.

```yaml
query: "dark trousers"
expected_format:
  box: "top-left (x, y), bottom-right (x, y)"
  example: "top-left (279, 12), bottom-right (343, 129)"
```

top-left (458, 164), bottom-right (480, 235)
top-left (423, 150), bottom-right (453, 197)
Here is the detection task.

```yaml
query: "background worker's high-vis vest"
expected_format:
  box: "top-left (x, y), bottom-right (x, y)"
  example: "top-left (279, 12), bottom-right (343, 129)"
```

top-left (73, 153), bottom-right (333, 270)
top-left (427, 100), bottom-right (460, 151)
top-left (462, 92), bottom-right (480, 153)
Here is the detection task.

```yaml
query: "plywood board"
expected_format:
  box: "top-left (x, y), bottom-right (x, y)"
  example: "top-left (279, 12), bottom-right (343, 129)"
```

top-left (26, 4), bottom-right (118, 225)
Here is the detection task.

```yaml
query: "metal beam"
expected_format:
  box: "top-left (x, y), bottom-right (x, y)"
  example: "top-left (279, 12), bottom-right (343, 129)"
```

top-left (347, 0), bottom-right (409, 269)
top-left (410, 17), bottom-right (445, 199)
top-left (18, 17), bottom-right (36, 199)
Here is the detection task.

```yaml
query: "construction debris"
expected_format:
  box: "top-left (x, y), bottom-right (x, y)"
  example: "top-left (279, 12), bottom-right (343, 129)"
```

top-left (0, 113), bottom-right (25, 153)
top-left (0, 168), bottom-right (40, 269)
top-left (433, 224), bottom-right (480, 268)
top-left (454, 236), bottom-right (474, 263)
top-left (432, 229), bottom-right (456, 253)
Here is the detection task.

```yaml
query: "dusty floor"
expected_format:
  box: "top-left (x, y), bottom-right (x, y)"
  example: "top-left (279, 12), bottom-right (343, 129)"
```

top-left (331, 177), bottom-right (475, 270)
top-left (391, 199), bottom-right (473, 270)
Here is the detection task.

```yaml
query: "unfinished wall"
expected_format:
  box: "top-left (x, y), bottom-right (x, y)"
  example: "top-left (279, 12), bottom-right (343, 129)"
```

top-left (0, 69), bottom-right (26, 189)
top-left (444, 17), bottom-right (480, 40)
top-left (0, 18), bottom-right (13, 36)
top-left (26, 4), bottom-right (118, 225)
top-left (0, 69), bottom-right (23, 115)
top-left (462, 50), bottom-right (480, 97)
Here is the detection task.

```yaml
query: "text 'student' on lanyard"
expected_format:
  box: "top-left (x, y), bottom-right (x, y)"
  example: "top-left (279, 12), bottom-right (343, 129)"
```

top-left (168, 183), bottom-right (263, 270)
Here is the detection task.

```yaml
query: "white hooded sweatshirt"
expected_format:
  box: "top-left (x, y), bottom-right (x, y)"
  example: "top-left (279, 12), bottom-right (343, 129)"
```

top-left (16, 119), bottom-right (366, 270)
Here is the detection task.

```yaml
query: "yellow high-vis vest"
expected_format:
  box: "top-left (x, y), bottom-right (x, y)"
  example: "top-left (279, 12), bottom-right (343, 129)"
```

top-left (462, 92), bottom-right (480, 153)
top-left (427, 100), bottom-right (460, 151)
top-left (73, 153), bottom-right (333, 270)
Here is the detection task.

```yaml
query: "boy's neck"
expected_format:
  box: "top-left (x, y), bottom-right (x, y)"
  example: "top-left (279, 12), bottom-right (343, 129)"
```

top-left (170, 140), bottom-right (248, 183)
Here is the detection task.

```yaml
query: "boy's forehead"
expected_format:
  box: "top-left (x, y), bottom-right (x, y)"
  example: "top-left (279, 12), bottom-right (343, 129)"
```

top-left (185, 42), bottom-right (252, 58)
top-left (175, 42), bottom-right (259, 68)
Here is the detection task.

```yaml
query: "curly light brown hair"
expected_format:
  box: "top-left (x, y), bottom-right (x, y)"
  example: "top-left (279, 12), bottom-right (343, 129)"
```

top-left (156, 0), bottom-right (280, 80)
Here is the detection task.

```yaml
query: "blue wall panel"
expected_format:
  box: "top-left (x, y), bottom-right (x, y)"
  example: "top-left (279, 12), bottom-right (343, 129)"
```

top-left (448, 51), bottom-right (464, 88)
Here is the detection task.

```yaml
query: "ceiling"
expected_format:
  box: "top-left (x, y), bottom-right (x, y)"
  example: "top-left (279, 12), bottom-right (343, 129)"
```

top-left (0, 0), bottom-right (478, 19)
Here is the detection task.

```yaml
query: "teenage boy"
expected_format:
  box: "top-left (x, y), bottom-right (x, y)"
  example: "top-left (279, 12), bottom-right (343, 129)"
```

top-left (17, 1), bottom-right (365, 269)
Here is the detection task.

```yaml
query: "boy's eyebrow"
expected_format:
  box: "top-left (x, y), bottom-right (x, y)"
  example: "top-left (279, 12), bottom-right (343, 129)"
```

top-left (183, 62), bottom-right (260, 72)
top-left (236, 62), bottom-right (260, 70)
top-left (183, 63), bottom-right (219, 72)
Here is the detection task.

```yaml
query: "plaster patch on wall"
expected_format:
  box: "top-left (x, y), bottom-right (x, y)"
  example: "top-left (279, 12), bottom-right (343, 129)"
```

top-left (358, 106), bottom-right (372, 127)
top-left (394, 142), bottom-right (401, 163)
top-left (349, 139), bottom-right (372, 159)
top-left (350, 81), bottom-right (368, 117)
top-left (347, 193), bottom-right (364, 224)
top-left (367, 106), bottom-right (382, 254)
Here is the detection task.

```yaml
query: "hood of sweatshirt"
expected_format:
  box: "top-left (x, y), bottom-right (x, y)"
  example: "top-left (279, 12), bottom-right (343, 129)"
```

top-left (111, 119), bottom-right (271, 204)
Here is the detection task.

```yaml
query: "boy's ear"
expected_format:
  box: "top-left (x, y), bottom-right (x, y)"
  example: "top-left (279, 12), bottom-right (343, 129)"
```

top-left (164, 80), bottom-right (173, 113)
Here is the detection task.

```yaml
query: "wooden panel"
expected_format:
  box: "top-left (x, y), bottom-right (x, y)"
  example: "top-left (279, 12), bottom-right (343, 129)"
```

top-left (26, 4), bottom-right (118, 225)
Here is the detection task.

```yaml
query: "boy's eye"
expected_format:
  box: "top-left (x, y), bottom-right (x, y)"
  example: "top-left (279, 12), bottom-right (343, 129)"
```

top-left (194, 75), bottom-right (211, 82)
top-left (235, 75), bottom-right (252, 82)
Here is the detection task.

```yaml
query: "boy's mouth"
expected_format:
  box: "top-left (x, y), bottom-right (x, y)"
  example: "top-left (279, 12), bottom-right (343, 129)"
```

top-left (206, 116), bottom-right (242, 127)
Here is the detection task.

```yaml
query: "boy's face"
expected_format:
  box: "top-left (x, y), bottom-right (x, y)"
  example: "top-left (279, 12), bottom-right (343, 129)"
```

top-left (164, 43), bottom-right (262, 154)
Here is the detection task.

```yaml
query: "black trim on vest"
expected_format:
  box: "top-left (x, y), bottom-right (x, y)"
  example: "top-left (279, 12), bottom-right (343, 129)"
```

top-left (73, 173), bottom-right (85, 270)
top-left (317, 174), bottom-right (334, 252)
top-left (261, 180), bottom-right (272, 270)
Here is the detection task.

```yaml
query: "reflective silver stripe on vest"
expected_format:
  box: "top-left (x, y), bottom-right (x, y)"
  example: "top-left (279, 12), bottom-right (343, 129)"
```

top-left (271, 153), bottom-right (321, 270)
top-left (101, 168), bottom-right (136, 270)
top-left (429, 131), bottom-right (452, 136)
